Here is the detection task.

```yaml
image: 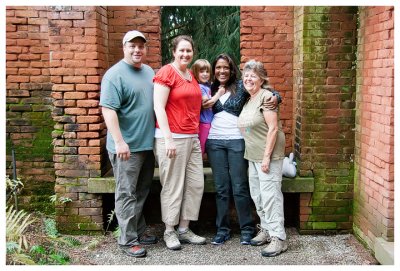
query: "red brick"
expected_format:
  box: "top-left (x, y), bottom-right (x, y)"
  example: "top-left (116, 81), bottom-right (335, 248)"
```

top-left (52, 84), bottom-right (75, 91)
top-left (53, 99), bottom-right (76, 107)
top-left (64, 92), bottom-right (87, 100)
top-left (77, 116), bottom-right (101, 123)
top-left (88, 139), bottom-right (101, 147)
top-left (87, 92), bottom-right (100, 99)
top-left (7, 75), bottom-right (30, 83)
top-left (77, 100), bottom-right (99, 108)
top-left (88, 108), bottom-right (101, 115)
top-left (88, 155), bottom-right (101, 162)
top-left (77, 132), bottom-right (99, 138)
top-left (76, 84), bottom-right (100, 91)
top-left (60, 11), bottom-right (84, 20)
top-left (79, 147), bottom-right (101, 155)
top-left (64, 108), bottom-right (87, 115)
top-left (88, 123), bottom-right (105, 131)
top-left (63, 76), bottom-right (86, 83)
top-left (15, 10), bottom-right (39, 18)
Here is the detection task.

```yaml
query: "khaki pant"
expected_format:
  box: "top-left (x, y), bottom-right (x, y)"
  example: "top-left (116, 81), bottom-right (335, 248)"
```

top-left (109, 151), bottom-right (155, 247)
top-left (154, 137), bottom-right (204, 226)
top-left (248, 159), bottom-right (286, 240)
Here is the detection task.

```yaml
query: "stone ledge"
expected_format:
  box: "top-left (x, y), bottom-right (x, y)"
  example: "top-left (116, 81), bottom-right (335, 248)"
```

top-left (88, 168), bottom-right (314, 194)
top-left (374, 237), bottom-right (394, 265)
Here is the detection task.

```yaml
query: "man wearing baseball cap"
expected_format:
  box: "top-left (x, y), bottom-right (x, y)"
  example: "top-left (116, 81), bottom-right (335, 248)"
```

top-left (100, 30), bottom-right (157, 257)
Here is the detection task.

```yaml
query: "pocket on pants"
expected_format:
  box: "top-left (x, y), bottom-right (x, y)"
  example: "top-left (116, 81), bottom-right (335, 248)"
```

top-left (229, 139), bottom-right (245, 152)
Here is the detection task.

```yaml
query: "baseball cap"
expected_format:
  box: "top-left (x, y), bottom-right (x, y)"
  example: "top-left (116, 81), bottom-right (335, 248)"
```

top-left (122, 30), bottom-right (147, 44)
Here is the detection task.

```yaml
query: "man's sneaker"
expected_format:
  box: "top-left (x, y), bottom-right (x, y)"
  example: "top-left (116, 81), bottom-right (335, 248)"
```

top-left (250, 225), bottom-right (271, 246)
top-left (211, 233), bottom-right (230, 245)
top-left (120, 245), bottom-right (146, 257)
top-left (178, 229), bottom-right (206, 245)
top-left (139, 232), bottom-right (158, 245)
top-left (164, 231), bottom-right (181, 250)
top-left (261, 236), bottom-right (288, 257)
top-left (240, 233), bottom-right (253, 245)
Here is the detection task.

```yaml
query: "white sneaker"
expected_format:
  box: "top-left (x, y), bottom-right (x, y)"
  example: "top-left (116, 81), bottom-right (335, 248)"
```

top-left (261, 236), bottom-right (288, 257)
top-left (164, 231), bottom-right (181, 250)
top-left (178, 229), bottom-right (206, 245)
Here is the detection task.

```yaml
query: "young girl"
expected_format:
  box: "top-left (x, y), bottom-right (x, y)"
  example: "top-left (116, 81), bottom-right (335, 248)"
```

top-left (191, 59), bottom-right (225, 158)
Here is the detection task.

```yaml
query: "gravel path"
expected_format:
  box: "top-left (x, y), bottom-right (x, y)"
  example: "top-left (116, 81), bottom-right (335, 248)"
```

top-left (71, 225), bottom-right (378, 265)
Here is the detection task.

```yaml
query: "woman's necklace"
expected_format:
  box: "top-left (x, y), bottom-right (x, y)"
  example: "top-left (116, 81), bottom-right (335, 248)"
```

top-left (172, 63), bottom-right (192, 81)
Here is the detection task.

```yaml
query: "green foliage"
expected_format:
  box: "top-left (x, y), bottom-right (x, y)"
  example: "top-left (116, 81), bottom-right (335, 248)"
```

top-left (44, 218), bottom-right (59, 238)
top-left (6, 175), bottom-right (24, 204)
top-left (61, 236), bottom-right (82, 247)
top-left (49, 195), bottom-right (72, 205)
top-left (29, 244), bottom-right (70, 265)
top-left (6, 205), bottom-right (36, 252)
top-left (85, 236), bottom-right (105, 251)
top-left (5, 177), bottom-right (79, 265)
top-left (113, 226), bottom-right (121, 239)
top-left (105, 209), bottom-right (115, 233)
top-left (7, 252), bottom-right (37, 265)
top-left (6, 241), bottom-right (20, 253)
top-left (161, 6), bottom-right (240, 66)
top-left (49, 194), bottom-right (57, 203)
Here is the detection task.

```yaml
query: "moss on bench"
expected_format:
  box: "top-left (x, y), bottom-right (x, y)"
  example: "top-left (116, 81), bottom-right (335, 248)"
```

top-left (88, 168), bottom-right (314, 194)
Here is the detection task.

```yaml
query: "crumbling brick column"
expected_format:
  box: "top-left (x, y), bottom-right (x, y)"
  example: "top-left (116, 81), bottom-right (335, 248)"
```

top-left (48, 6), bottom-right (161, 233)
top-left (49, 6), bottom-right (109, 232)
top-left (293, 7), bottom-right (358, 233)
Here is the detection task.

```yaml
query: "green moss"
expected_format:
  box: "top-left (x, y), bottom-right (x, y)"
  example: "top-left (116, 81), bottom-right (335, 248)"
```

top-left (6, 100), bottom-right (56, 215)
top-left (313, 222), bottom-right (337, 230)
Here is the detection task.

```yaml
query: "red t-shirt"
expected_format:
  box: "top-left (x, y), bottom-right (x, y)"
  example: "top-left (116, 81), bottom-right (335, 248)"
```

top-left (153, 64), bottom-right (202, 134)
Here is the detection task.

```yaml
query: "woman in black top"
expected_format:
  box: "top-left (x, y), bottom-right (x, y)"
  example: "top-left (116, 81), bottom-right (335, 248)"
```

top-left (204, 54), bottom-right (280, 245)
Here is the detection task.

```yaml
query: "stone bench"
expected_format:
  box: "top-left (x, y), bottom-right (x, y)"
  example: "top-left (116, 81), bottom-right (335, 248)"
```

top-left (88, 167), bottom-right (314, 194)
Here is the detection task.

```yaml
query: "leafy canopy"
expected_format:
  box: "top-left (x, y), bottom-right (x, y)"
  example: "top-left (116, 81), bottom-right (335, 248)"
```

top-left (161, 6), bottom-right (240, 66)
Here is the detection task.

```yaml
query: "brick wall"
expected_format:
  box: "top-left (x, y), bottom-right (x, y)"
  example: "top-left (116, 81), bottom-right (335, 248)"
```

top-left (6, 5), bottom-right (161, 232)
top-left (292, 6), bottom-right (358, 232)
top-left (354, 6), bottom-right (394, 247)
top-left (6, 6), bottom-right (55, 213)
top-left (48, 6), bottom-right (109, 232)
top-left (107, 6), bottom-right (161, 69)
top-left (48, 6), bottom-right (161, 232)
top-left (240, 6), bottom-right (294, 153)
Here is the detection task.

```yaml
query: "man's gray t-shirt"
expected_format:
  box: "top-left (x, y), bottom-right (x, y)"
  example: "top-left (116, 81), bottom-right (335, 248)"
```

top-left (100, 60), bottom-right (155, 153)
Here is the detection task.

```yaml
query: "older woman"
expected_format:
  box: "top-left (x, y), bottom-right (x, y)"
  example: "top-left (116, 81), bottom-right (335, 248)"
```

top-left (153, 35), bottom-right (206, 250)
top-left (238, 60), bottom-right (287, 257)
top-left (205, 54), bottom-right (280, 245)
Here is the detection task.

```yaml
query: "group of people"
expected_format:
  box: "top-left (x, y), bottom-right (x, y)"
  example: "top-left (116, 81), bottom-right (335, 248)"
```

top-left (99, 30), bottom-right (288, 259)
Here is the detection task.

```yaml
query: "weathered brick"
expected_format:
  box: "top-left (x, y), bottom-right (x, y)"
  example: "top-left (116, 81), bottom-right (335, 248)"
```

top-left (79, 208), bottom-right (102, 216)
top-left (64, 108), bottom-right (87, 115)
top-left (64, 92), bottom-right (87, 100)
top-left (77, 116), bottom-right (101, 123)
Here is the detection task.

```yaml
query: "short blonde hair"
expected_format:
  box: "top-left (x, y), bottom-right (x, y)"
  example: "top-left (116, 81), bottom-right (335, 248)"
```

top-left (242, 60), bottom-right (270, 89)
top-left (191, 59), bottom-right (212, 82)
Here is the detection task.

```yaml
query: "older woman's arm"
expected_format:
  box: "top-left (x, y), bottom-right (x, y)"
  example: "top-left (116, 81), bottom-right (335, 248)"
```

top-left (153, 83), bottom-right (176, 158)
top-left (261, 110), bottom-right (279, 173)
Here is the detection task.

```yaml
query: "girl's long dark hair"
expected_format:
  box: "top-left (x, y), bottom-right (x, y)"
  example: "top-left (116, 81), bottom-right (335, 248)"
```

top-left (211, 53), bottom-right (239, 95)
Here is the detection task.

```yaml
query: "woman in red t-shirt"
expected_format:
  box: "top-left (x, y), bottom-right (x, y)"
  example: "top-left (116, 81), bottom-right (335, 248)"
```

top-left (153, 35), bottom-right (206, 250)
